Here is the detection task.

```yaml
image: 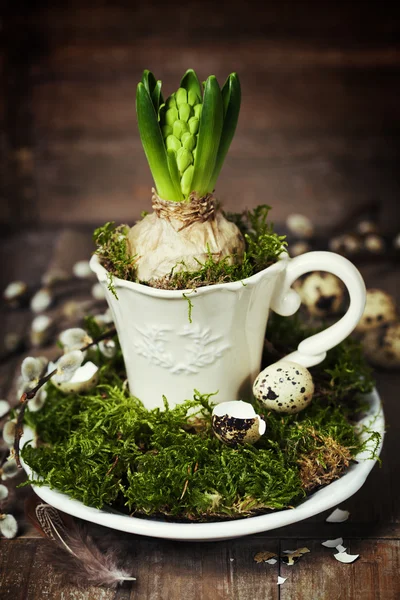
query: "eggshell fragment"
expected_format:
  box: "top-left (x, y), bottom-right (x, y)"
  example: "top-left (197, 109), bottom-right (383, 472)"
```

top-left (356, 289), bottom-right (397, 333)
top-left (212, 401), bottom-right (266, 447)
top-left (334, 551), bottom-right (359, 564)
top-left (326, 508), bottom-right (350, 523)
top-left (253, 361), bottom-right (314, 414)
top-left (322, 538), bottom-right (344, 548)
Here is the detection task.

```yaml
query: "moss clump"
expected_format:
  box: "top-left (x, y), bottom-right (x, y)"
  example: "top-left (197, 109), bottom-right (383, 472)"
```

top-left (93, 222), bottom-right (137, 297)
top-left (94, 205), bottom-right (286, 291)
top-left (21, 317), bottom-right (379, 521)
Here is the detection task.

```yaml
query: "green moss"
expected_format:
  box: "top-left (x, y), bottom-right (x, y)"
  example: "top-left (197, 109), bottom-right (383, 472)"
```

top-left (21, 319), bottom-right (379, 521)
top-left (93, 205), bottom-right (286, 291)
top-left (93, 222), bottom-right (137, 298)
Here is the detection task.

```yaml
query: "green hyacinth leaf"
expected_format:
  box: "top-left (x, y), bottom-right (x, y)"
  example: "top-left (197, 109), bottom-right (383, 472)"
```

top-left (191, 75), bottom-right (223, 197)
top-left (136, 82), bottom-right (182, 201)
top-left (167, 149), bottom-right (184, 200)
top-left (141, 70), bottom-right (164, 115)
top-left (151, 80), bottom-right (164, 115)
top-left (141, 70), bottom-right (157, 95)
top-left (208, 72), bottom-right (241, 190)
top-left (180, 69), bottom-right (203, 106)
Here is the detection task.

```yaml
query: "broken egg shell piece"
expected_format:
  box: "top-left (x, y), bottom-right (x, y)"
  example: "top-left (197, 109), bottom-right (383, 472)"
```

top-left (253, 361), bottom-right (314, 414)
top-left (326, 508), bottom-right (350, 523)
top-left (321, 537), bottom-right (344, 548)
top-left (334, 551), bottom-right (359, 564)
top-left (212, 401), bottom-right (266, 447)
top-left (50, 361), bottom-right (99, 394)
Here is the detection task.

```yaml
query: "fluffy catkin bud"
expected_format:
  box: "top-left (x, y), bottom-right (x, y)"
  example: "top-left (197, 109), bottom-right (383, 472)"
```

top-left (0, 485), bottom-right (8, 501)
top-left (21, 357), bottom-right (44, 383)
top-left (0, 514), bottom-right (18, 539)
top-left (59, 328), bottom-right (92, 352)
top-left (2, 420), bottom-right (16, 447)
top-left (1, 458), bottom-right (19, 480)
top-left (54, 350), bottom-right (84, 383)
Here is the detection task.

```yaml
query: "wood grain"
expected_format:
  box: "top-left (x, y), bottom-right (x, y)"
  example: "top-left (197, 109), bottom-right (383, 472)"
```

top-left (279, 539), bottom-right (400, 600)
top-left (1, 2), bottom-right (400, 230)
top-left (1, 3), bottom-right (400, 597)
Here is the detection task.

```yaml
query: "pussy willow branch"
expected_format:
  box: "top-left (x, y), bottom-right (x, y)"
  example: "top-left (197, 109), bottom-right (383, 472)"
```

top-left (13, 327), bottom-right (117, 467)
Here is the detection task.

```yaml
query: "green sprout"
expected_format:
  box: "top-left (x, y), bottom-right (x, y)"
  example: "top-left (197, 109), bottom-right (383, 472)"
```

top-left (136, 69), bottom-right (241, 201)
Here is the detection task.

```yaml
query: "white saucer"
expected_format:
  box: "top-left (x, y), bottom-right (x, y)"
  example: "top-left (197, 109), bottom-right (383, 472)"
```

top-left (21, 388), bottom-right (384, 542)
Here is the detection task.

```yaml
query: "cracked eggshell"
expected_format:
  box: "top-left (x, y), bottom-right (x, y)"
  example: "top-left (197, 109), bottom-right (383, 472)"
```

top-left (212, 401), bottom-right (266, 447)
top-left (294, 272), bottom-right (345, 317)
top-left (253, 361), bottom-right (314, 414)
top-left (362, 321), bottom-right (400, 369)
top-left (51, 361), bottom-right (99, 394)
top-left (356, 289), bottom-right (397, 333)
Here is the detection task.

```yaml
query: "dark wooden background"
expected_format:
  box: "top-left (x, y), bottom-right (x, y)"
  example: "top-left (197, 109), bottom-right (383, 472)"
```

top-left (1, 0), bottom-right (400, 232)
top-left (1, 2), bottom-right (400, 598)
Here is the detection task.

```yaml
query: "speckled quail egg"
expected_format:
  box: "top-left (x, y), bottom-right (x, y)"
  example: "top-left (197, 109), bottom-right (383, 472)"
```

top-left (362, 321), bottom-right (400, 369)
top-left (253, 361), bottom-right (314, 414)
top-left (356, 289), bottom-right (397, 333)
top-left (293, 272), bottom-right (345, 317)
top-left (212, 401), bottom-right (266, 447)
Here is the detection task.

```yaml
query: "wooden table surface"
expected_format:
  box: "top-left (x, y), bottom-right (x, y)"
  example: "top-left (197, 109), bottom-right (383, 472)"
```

top-left (1, 2), bottom-right (400, 597)
top-left (0, 228), bottom-right (399, 600)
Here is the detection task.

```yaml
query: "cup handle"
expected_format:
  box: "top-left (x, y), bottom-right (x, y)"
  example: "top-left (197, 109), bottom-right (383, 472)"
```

top-left (270, 251), bottom-right (366, 368)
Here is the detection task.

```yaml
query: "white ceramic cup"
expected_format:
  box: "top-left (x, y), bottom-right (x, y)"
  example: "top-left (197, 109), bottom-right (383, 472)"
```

top-left (90, 251), bottom-right (366, 410)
